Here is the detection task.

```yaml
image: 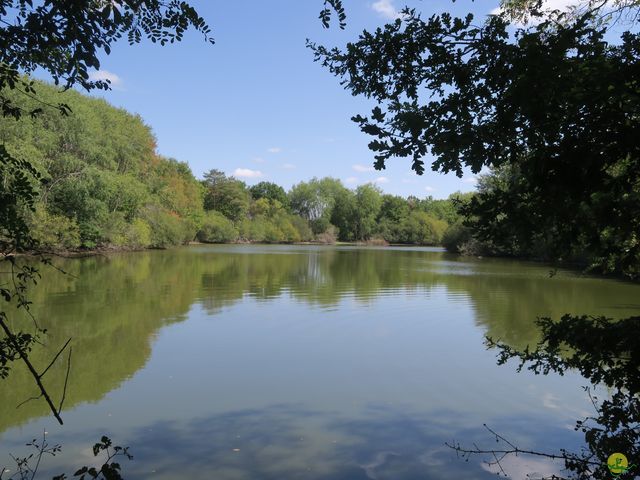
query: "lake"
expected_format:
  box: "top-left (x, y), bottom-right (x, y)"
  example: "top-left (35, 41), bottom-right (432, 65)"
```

top-left (1, 245), bottom-right (639, 479)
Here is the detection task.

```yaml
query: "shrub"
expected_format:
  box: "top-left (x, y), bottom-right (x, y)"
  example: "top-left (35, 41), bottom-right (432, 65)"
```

top-left (315, 225), bottom-right (337, 244)
top-left (28, 205), bottom-right (81, 250)
top-left (400, 211), bottom-right (446, 245)
top-left (442, 223), bottom-right (471, 252)
top-left (140, 205), bottom-right (187, 248)
top-left (197, 211), bottom-right (238, 243)
top-left (290, 215), bottom-right (312, 241)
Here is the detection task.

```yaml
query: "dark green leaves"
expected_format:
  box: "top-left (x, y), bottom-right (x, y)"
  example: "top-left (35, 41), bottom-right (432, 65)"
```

top-left (311, 7), bottom-right (640, 278)
top-left (0, 0), bottom-right (215, 101)
top-left (487, 314), bottom-right (640, 479)
top-left (319, 0), bottom-right (347, 29)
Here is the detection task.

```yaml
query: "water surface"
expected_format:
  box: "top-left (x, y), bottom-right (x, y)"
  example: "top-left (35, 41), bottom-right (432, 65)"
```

top-left (2, 245), bottom-right (639, 479)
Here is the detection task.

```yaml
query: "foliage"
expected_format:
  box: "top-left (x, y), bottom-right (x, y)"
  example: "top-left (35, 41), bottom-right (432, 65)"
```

top-left (28, 205), bottom-right (81, 250)
top-left (249, 181), bottom-right (288, 207)
top-left (352, 184), bottom-right (382, 240)
top-left (0, 0), bottom-right (213, 122)
top-left (288, 178), bottom-right (334, 223)
top-left (1, 434), bottom-right (132, 480)
top-left (197, 211), bottom-right (238, 243)
top-left (309, 5), bottom-right (640, 278)
top-left (441, 223), bottom-right (473, 254)
top-left (140, 205), bottom-right (190, 248)
top-left (451, 315), bottom-right (640, 480)
top-left (0, 145), bottom-right (39, 252)
top-left (0, 81), bottom-right (204, 250)
top-left (400, 211), bottom-right (447, 245)
top-left (202, 169), bottom-right (250, 222)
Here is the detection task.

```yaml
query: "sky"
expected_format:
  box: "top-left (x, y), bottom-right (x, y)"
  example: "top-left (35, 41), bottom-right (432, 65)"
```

top-left (54, 0), bottom-right (575, 199)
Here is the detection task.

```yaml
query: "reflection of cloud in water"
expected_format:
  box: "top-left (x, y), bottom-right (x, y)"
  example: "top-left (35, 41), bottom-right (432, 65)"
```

top-left (481, 454), bottom-right (565, 479)
top-left (30, 403), bottom-right (586, 480)
top-left (93, 404), bottom-right (505, 480)
top-left (542, 392), bottom-right (561, 410)
top-left (39, 403), bottom-right (582, 480)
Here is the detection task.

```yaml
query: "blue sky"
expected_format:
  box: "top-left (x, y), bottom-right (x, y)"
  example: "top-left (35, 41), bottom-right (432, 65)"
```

top-left (72, 0), bottom-right (523, 198)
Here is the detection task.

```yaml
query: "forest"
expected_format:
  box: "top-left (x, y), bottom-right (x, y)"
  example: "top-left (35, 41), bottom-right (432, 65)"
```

top-left (0, 80), bottom-right (467, 250)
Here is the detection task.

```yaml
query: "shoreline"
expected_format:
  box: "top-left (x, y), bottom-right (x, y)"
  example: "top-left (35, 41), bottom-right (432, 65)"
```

top-left (9, 243), bottom-right (637, 285)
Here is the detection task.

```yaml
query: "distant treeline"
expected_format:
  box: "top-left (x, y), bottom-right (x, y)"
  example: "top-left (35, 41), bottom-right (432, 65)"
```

top-left (0, 80), bottom-right (468, 250)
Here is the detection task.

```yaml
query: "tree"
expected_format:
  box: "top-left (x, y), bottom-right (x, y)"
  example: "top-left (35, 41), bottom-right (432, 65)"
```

top-left (289, 178), bottom-right (334, 228)
top-left (308, 5), bottom-right (640, 278)
top-left (330, 185), bottom-right (357, 241)
top-left (202, 169), bottom-right (250, 222)
top-left (249, 181), bottom-right (289, 207)
top-left (352, 184), bottom-right (382, 240)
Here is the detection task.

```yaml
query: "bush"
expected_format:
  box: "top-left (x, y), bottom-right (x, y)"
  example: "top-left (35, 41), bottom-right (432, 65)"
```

top-left (140, 205), bottom-right (188, 248)
top-left (363, 236), bottom-right (389, 246)
top-left (290, 215), bottom-right (312, 241)
top-left (123, 218), bottom-right (152, 248)
top-left (310, 217), bottom-right (330, 235)
top-left (315, 225), bottom-right (337, 244)
top-left (400, 211), bottom-right (446, 245)
top-left (197, 211), bottom-right (238, 243)
top-left (442, 223), bottom-right (475, 253)
top-left (28, 205), bottom-right (81, 250)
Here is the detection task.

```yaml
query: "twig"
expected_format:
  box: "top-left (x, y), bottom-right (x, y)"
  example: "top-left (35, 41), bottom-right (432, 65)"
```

top-left (58, 346), bottom-right (72, 412)
top-left (0, 317), bottom-right (64, 425)
top-left (40, 337), bottom-right (72, 379)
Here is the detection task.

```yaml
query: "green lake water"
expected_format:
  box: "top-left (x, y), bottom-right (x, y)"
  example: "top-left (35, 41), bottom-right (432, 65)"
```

top-left (1, 245), bottom-right (639, 479)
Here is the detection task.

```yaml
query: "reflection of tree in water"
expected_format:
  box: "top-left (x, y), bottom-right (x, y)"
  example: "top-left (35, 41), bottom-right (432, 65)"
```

top-left (2, 246), bottom-right (639, 450)
top-left (452, 315), bottom-right (640, 480)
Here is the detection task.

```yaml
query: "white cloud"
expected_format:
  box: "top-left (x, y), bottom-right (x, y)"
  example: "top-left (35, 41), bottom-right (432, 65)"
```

top-left (345, 177), bottom-right (359, 184)
top-left (372, 0), bottom-right (401, 19)
top-left (462, 176), bottom-right (478, 184)
top-left (267, 147), bottom-right (282, 153)
top-left (353, 164), bottom-right (375, 173)
top-left (88, 69), bottom-right (123, 88)
top-left (252, 156), bottom-right (265, 164)
top-left (281, 163), bottom-right (296, 170)
top-left (372, 176), bottom-right (389, 184)
top-left (425, 186), bottom-right (435, 192)
top-left (233, 168), bottom-right (263, 178)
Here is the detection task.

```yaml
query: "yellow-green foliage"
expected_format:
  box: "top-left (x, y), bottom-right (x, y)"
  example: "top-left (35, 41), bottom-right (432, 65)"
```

top-left (0, 80), bottom-right (203, 250)
top-left (197, 211), bottom-right (238, 243)
top-left (28, 205), bottom-right (81, 249)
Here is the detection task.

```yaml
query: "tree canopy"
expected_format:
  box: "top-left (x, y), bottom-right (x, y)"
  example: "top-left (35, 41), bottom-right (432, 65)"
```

top-left (309, 3), bottom-right (640, 278)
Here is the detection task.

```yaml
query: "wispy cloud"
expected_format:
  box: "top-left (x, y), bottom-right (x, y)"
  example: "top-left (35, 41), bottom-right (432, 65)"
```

top-left (252, 156), bottom-right (265, 164)
top-left (462, 176), bottom-right (478, 184)
top-left (372, 0), bottom-right (401, 19)
top-left (372, 176), bottom-right (389, 184)
top-left (88, 69), bottom-right (123, 89)
top-left (234, 168), bottom-right (263, 178)
top-left (353, 164), bottom-right (375, 173)
top-left (425, 186), bottom-right (435, 192)
top-left (345, 177), bottom-right (359, 184)
top-left (281, 163), bottom-right (296, 170)
top-left (267, 147), bottom-right (282, 154)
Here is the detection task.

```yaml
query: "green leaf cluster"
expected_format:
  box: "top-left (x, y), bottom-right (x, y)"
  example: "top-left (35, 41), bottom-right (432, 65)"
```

top-left (0, 79), bottom-right (204, 250)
